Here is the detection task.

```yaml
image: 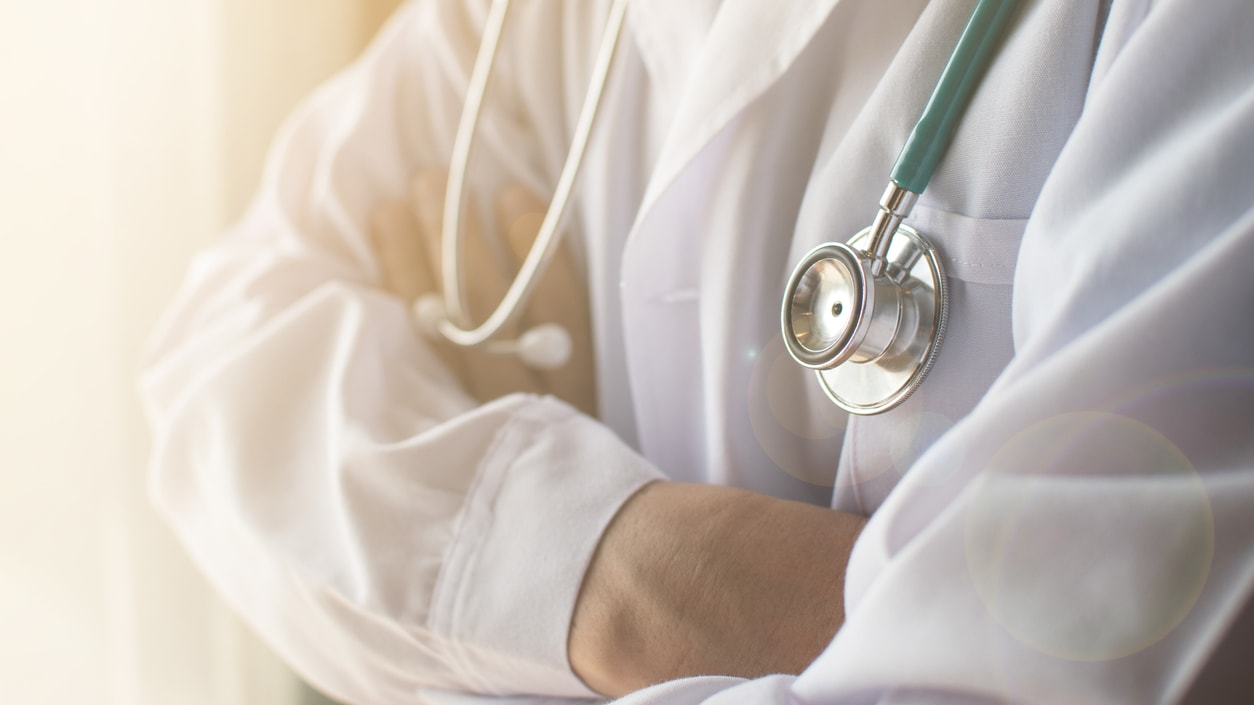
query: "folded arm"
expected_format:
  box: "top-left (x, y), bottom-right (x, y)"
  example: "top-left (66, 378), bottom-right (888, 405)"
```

top-left (570, 482), bottom-right (866, 697)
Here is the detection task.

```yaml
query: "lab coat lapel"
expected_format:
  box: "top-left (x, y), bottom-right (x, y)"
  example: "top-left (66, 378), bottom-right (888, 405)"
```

top-left (629, 0), bottom-right (847, 212)
top-left (618, 0), bottom-right (846, 478)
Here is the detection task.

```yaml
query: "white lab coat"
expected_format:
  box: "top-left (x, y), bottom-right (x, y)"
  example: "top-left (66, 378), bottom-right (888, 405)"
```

top-left (141, 0), bottom-right (1254, 703)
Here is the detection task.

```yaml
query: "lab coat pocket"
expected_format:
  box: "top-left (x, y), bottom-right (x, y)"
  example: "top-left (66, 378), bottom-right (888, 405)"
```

top-left (836, 205), bottom-right (1029, 513)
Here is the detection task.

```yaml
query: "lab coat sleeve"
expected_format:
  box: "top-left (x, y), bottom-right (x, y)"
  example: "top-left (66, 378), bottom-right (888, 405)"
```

top-left (139, 2), bottom-right (661, 702)
top-left (565, 1), bottom-right (1254, 704)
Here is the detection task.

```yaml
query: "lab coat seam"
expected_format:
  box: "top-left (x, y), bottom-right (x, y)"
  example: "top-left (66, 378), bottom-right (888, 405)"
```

top-left (943, 259), bottom-right (1002, 269)
top-left (910, 203), bottom-right (1032, 227)
top-left (907, 205), bottom-right (1029, 286)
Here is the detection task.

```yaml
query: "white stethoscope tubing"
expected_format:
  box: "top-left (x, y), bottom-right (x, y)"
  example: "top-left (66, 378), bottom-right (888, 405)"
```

top-left (432, 0), bottom-right (629, 354)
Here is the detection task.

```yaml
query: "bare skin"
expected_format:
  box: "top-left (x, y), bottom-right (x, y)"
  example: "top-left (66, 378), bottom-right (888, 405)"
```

top-left (369, 175), bottom-right (865, 697)
top-left (568, 482), bottom-right (865, 697)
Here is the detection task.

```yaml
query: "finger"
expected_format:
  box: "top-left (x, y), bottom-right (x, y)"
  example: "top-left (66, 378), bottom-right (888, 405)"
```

top-left (411, 172), bottom-right (517, 319)
top-left (405, 173), bottom-right (477, 381)
top-left (369, 199), bottom-right (432, 302)
top-left (409, 172), bottom-right (450, 293)
top-left (411, 173), bottom-right (545, 402)
top-left (498, 185), bottom-right (598, 416)
top-left (371, 192), bottom-right (467, 381)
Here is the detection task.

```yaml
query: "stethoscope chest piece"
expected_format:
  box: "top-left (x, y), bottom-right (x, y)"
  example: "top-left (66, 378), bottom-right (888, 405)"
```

top-left (782, 224), bottom-right (947, 415)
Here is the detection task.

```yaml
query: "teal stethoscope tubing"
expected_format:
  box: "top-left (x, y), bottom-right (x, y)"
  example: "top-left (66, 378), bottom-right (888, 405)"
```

top-left (893, 0), bottom-right (1023, 194)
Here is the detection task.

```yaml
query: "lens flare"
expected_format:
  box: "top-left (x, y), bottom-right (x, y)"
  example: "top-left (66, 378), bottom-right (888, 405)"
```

top-left (964, 411), bottom-right (1214, 662)
top-left (746, 333), bottom-right (847, 487)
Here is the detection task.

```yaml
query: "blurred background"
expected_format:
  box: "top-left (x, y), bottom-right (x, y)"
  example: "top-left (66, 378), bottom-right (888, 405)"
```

top-left (0, 0), bottom-right (402, 702)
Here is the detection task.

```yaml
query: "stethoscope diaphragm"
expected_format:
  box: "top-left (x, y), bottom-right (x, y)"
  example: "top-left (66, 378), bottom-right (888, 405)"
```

top-left (782, 225), bottom-right (947, 415)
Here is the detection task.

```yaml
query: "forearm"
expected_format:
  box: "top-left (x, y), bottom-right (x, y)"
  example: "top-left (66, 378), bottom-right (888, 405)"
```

top-left (569, 481), bottom-right (866, 697)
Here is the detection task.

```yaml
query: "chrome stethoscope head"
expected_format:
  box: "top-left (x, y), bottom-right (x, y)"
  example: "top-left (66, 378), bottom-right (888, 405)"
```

top-left (783, 241), bottom-right (875, 370)
top-left (781, 184), bottom-right (948, 415)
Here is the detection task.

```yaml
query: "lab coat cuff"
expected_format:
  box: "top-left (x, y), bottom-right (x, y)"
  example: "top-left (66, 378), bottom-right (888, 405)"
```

top-left (430, 395), bottom-right (663, 697)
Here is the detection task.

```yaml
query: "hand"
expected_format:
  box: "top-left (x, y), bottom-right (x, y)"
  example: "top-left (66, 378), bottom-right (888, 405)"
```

top-left (569, 482), bottom-right (866, 697)
top-left (369, 172), bottom-right (596, 415)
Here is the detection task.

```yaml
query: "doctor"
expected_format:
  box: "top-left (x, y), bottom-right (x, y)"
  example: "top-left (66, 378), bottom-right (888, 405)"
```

top-left (142, 0), bottom-right (1254, 704)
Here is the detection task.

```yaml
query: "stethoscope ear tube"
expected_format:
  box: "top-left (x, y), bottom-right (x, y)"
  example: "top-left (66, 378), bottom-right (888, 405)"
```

top-left (429, 0), bottom-right (630, 359)
top-left (414, 295), bottom-right (573, 370)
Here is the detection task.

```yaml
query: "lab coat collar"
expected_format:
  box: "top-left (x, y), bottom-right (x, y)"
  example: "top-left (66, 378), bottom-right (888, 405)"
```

top-left (628, 0), bottom-right (846, 212)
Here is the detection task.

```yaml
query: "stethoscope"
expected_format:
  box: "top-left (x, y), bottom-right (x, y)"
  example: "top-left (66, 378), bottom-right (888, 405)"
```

top-left (416, 0), bottom-right (1020, 414)
top-left (782, 0), bottom-right (1021, 414)
top-left (413, 0), bottom-right (630, 370)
